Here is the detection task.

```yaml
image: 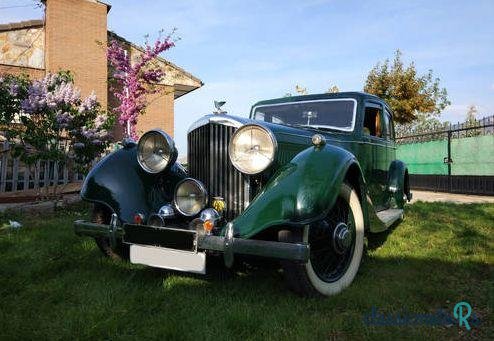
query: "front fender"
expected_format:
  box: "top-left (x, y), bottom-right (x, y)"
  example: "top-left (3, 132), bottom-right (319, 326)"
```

top-left (81, 145), bottom-right (186, 223)
top-left (232, 144), bottom-right (359, 238)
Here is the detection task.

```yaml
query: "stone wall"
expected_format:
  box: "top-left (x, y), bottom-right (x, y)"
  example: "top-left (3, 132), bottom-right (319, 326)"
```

top-left (0, 27), bottom-right (44, 69)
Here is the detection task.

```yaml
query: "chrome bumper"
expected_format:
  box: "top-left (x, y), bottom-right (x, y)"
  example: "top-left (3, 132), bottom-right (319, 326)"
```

top-left (73, 220), bottom-right (309, 267)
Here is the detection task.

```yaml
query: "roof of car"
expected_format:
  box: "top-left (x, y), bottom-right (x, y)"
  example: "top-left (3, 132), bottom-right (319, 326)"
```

top-left (252, 92), bottom-right (383, 108)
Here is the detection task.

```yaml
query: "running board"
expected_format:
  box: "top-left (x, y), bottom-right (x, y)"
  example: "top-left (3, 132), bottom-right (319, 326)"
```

top-left (376, 208), bottom-right (404, 228)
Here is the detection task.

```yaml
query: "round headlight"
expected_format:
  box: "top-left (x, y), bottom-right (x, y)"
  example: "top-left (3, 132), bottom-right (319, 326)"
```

top-left (137, 130), bottom-right (176, 173)
top-left (174, 178), bottom-right (207, 216)
top-left (229, 125), bottom-right (276, 174)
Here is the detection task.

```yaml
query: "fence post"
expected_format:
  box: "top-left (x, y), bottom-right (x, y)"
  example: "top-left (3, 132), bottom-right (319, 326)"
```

top-left (447, 130), bottom-right (452, 192)
top-left (0, 142), bottom-right (9, 193)
top-left (23, 163), bottom-right (30, 190)
top-left (34, 160), bottom-right (41, 190)
top-left (12, 157), bottom-right (19, 192)
top-left (63, 163), bottom-right (68, 185)
top-left (43, 161), bottom-right (49, 189)
top-left (53, 161), bottom-right (59, 186)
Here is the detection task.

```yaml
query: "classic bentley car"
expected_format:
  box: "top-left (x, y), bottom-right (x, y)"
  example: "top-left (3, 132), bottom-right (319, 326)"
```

top-left (74, 92), bottom-right (411, 296)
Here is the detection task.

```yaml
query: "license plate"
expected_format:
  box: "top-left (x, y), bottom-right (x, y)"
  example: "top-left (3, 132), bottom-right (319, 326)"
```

top-left (130, 244), bottom-right (206, 274)
top-left (124, 224), bottom-right (196, 251)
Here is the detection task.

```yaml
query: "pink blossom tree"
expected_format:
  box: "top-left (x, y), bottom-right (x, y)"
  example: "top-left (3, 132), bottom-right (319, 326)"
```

top-left (107, 32), bottom-right (175, 140)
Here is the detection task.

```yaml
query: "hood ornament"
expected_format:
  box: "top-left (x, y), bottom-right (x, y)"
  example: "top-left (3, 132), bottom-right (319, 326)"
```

top-left (213, 100), bottom-right (227, 114)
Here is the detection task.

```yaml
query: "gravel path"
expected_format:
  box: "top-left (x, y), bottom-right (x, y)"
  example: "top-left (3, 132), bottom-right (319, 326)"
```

top-left (411, 190), bottom-right (494, 204)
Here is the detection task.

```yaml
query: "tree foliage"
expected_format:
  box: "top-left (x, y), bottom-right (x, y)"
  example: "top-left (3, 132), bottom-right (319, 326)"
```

top-left (364, 50), bottom-right (450, 124)
top-left (463, 105), bottom-right (481, 137)
top-left (0, 72), bottom-right (114, 173)
top-left (327, 84), bottom-right (339, 93)
top-left (107, 31), bottom-right (175, 140)
top-left (395, 116), bottom-right (449, 138)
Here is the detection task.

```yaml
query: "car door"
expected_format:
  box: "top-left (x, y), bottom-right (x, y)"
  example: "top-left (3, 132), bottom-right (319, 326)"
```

top-left (361, 101), bottom-right (389, 211)
top-left (382, 107), bottom-right (396, 207)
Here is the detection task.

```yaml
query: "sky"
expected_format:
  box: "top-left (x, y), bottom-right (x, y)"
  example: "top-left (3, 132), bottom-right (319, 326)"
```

top-left (1, 0), bottom-right (493, 155)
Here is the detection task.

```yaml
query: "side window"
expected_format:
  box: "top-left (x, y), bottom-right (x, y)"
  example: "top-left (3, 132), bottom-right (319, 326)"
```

top-left (363, 104), bottom-right (383, 138)
top-left (383, 108), bottom-right (394, 140)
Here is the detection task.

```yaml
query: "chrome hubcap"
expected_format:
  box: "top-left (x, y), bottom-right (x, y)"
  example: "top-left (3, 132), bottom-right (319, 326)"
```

top-left (333, 222), bottom-right (351, 254)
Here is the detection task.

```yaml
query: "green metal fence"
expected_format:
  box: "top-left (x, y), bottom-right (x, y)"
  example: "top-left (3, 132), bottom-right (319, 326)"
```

top-left (397, 140), bottom-right (448, 175)
top-left (396, 116), bottom-right (494, 194)
top-left (397, 135), bottom-right (494, 176)
top-left (451, 135), bottom-right (494, 176)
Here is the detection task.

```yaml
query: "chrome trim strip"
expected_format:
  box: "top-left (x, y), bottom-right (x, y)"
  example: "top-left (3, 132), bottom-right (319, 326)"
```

top-left (223, 222), bottom-right (234, 268)
top-left (188, 114), bottom-right (244, 133)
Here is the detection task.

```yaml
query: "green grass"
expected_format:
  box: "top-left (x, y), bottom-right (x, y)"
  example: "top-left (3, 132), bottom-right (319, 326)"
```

top-left (0, 201), bottom-right (492, 340)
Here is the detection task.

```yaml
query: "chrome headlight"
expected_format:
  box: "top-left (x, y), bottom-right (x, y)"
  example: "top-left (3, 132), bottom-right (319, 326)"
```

top-left (229, 124), bottom-right (276, 174)
top-left (137, 130), bottom-right (176, 173)
top-left (174, 178), bottom-right (207, 216)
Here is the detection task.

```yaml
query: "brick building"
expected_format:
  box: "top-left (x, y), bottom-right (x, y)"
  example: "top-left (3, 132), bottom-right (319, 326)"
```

top-left (0, 0), bottom-right (202, 139)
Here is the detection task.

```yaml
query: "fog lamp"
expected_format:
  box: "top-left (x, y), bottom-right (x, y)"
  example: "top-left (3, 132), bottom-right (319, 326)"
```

top-left (174, 178), bottom-right (207, 216)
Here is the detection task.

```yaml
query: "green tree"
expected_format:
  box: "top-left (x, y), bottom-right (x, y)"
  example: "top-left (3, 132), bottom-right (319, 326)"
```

top-left (364, 50), bottom-right (450, 124)
top-left (295, 85), bottom-right (308, 95)
top-left (327, 84), bottom-right (339, 93)
top-left (463, 105), bottom-right (480, 137)
top-left (465, 105), bottom-right (478, 125)
top-left (395, 116), bottom-right (449, 139)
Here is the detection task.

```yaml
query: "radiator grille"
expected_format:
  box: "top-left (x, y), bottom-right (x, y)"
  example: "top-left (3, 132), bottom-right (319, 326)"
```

top-left (187, 123), bottom-right (250, 221)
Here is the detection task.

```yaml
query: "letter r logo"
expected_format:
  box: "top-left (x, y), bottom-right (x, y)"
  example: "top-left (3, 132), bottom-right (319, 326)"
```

top-left (453, 301), bottom-right (472, 330)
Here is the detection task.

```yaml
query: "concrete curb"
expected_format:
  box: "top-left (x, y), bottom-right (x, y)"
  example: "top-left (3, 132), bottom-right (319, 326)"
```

top-left (0, 194), bottom-right (81, 214)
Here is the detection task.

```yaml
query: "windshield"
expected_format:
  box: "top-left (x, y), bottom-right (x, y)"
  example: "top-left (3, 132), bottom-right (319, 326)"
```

top-left (252, 99), bottom-right (356, 132)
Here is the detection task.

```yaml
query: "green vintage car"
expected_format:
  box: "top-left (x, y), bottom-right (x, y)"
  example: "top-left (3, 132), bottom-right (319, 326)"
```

top-left (74, 92), bottom-right (411, 296)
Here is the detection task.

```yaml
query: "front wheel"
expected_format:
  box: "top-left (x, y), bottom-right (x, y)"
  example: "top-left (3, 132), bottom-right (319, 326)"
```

top-left (280, 183), bottom-right (364, 297)
top-left (92, 205), bottom-right (129, 260)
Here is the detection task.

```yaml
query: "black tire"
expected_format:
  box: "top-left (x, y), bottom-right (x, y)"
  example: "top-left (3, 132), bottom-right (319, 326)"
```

top-left (279, 183), bottom-right (364, 297)
top-left (92, 205), bottom-right (129, 260)
top-left (204, 255), bottom-right (235, 280)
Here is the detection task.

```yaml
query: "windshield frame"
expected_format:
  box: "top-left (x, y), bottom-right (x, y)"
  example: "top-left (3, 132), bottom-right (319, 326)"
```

top-left (251, 98), bottom-right (358, 132)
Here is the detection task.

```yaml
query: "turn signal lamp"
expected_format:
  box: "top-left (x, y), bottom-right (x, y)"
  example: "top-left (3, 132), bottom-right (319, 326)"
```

top-left (133, 213), bottom-right (144, 225)
top-left (203, 220), bottom-right (214, 233)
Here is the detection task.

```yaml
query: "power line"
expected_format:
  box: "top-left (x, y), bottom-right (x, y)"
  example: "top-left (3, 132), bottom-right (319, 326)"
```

top-left (0, 4), bottom-right (37, 10)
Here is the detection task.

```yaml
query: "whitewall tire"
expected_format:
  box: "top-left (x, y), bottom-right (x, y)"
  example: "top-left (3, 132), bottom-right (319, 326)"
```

top-left (279, 183), bottom-right (364, 297)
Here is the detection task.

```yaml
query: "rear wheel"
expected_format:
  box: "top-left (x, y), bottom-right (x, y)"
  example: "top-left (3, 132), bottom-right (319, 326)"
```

top-left (92, 205), bottom-right (129, 260)
top-left (280, 183), bottom-right (364, 297)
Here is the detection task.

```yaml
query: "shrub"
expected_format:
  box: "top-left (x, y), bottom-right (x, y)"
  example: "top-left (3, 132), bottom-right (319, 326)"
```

top-left (0, 71), bottom-right (114, 175)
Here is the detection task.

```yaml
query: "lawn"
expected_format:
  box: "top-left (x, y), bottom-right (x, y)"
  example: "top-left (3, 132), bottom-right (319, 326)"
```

top-left (0, 201), bottom-right (492, 340)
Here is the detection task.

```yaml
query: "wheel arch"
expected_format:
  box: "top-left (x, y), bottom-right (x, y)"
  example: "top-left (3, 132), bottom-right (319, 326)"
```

top-left (81, 145), bottom-right (186, 223)
top-left (388, 160), bottom-right (410, 208)
top-left (344, 162), bottom-right (371, 231)
top-left (232, 144), bottom-right (364, 238)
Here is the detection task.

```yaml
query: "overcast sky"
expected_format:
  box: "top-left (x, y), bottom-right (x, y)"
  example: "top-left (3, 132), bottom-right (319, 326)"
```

top-left (1, 0), bottom-right (493, 154)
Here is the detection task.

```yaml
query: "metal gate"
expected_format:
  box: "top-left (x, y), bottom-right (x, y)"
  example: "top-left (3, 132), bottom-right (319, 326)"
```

top-left (396, 116), bottom-right (494, 195)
